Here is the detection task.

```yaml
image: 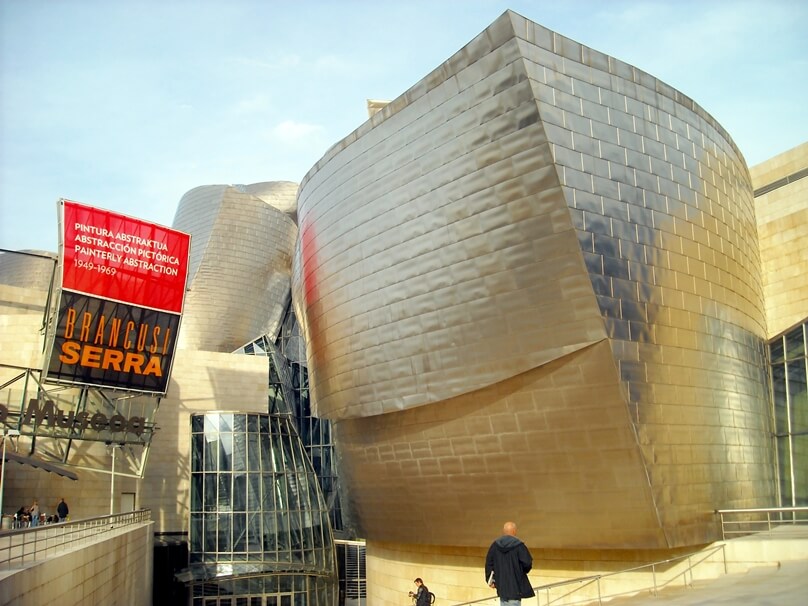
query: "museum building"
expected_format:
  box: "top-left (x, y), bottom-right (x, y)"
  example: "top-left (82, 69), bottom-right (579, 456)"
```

top-left (0, 9), bottom-right (806, 606)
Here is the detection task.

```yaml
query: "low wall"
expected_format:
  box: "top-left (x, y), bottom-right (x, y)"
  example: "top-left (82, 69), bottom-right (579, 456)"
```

top-left (0, 521), bottom-right (153, 605)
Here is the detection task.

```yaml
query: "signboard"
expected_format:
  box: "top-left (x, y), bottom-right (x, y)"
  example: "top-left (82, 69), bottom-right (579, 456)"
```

top-left (43, 199), bottom-right (191, 394)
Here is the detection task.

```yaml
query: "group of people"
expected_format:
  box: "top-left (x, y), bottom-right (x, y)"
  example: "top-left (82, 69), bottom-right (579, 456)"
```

top-left (410, 521), bottom-right (535, 606)
top-left (14, 498), bottom-right (69, 527)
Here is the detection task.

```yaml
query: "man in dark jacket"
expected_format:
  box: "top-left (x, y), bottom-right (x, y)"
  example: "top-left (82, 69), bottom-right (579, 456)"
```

top-left (485, 521), bottom-right (535, 604)
top-left (408, 577), bottom-right (431, 606)
top-left (56, 498), bottom-right (69, 522)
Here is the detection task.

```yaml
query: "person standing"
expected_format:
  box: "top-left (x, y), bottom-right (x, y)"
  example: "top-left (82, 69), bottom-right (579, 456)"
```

top-left (408, 578), bottom-right (431, 606)
top-left (57, 498), bottom-right (69, 522)
top-left (485, 521), bottom-right (535, 605)
top-left (29, 500), bottom-right (40, 527)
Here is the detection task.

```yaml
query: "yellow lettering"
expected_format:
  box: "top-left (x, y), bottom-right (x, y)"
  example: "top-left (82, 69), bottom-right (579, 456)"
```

top-left (123, 352), bottom-right (144, 373)
top-left (142, 355), bottom-right (163, 377)
top-left (80, 344), bottom-right (103, 368)
top-left (150, 326), bottom-right (161, 354)
top-left (137, 324), bottom-right (148, 352)
top-left (80, 312), bottom-right (92, 341)
top-left (59, 341), bottom-right (81, 364)
top-left (93, 314), bottom-right (107, 345)
top-left (65, 308), bottom-right (76, 339)
top-left (102, 349), bottom-right (124, 371)
top-left (108, 317), bottom-right (121, 347)
top-left (124, 321), bottom-right (135, 349)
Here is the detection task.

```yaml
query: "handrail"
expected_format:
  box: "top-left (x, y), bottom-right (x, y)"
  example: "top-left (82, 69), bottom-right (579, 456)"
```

top-left (450, 544), bottom-right (727, 606)
top-left (0, 508), bottom-right (151, 570)
top-left (715, 506), bottom-right (808, 540)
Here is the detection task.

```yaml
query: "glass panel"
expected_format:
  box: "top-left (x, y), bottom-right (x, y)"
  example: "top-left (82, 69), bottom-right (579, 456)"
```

top-left (246, 511), bottom-right (261, 554)
top-left (204, 514), bottom-right (217, 552)
top-left (234, 414), bottom-right (246, 433)
top-left (191, 473), bottom-right (203, 511)
top-left (794, 435), bottom-right (808, 507)
top-left (220, 432), bottom-right (233, 472)
top-left (218, 473), bottom-right (232, 509)
top-left (204, 474), bottom-right (217, 512)
top-left (218, 513), bottom-right (231, 552)
top-left (263, 512), bottom-right (278, 551)
top-left (772, 364), bottom-right (788, 435)
top-left (274, 475), bottom-right (289, 510)
top-left (204, 414), bottom-right (219, 435)
top-left (204, 435), bottom-right (219, 472)
top-left (233, 474), bottom-right (246, 511)
top-left (261, 432), bottom-right (274, 471)
top-left (247, 433), bottom-right (260, 471)
top-left (191, 415), bottom-right (204, 433)
top-left (219, 413), bottom-right (234, 433)
top-left (777, 437), bottom-right (793, 506)
top-left (192, 433), bottom-right (204, 472)
top-left (788, 360), bottom-right (807, 432)
top-left (232, 512), bottom-right (246, 552)
top-left (247, 473), bottom-right (262, 509)
top-left (770, 337), bottom-right (785, 364)
top-left (785, 325), bottom-right (806, 360)
top-left (190, 513), bottom-right (203, 553)
top-left (233, 432), bottom-right (247, 472)
top-left (247, 415), bottom-right (258, 433)
top-left (261, 473), bottom-right (283, 511)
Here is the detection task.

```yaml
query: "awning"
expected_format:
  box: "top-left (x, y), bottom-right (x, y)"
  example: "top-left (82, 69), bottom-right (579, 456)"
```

top-left (2, 451), bottom-right (79, 481)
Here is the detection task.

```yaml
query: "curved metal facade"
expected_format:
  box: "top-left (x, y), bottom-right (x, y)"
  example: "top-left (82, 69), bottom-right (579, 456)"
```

top-left (0, 250), bottom-right (56, 291)
top-left (292, 11), bottom-right (774, 549)
top-left (174, 182), bottom-right (298, 352)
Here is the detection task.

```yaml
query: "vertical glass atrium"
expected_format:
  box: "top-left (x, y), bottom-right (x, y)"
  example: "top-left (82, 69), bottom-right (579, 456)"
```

top-left (770, 320), bottom-right (808, 506)
top-left (188, 412), bottom-right (336, 605)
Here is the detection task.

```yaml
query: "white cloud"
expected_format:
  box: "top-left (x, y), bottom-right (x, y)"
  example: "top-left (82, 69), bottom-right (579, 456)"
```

top-left (230, 94), bottom-right (273, 117)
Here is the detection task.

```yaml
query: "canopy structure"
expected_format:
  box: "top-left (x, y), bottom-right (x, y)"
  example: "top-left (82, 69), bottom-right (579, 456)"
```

top-left (2, 451), bottom-right (79, 481)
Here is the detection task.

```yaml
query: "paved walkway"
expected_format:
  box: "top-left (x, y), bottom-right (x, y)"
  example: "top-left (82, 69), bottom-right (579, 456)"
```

top-left (606, 559), bottom-right (808, 605)
top-left (604, 527), bottom-right (808, 606)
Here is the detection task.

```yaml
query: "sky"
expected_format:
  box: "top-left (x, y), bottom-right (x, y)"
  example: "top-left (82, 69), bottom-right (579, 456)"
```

top-left (1, 0), bottom-right (806, 253)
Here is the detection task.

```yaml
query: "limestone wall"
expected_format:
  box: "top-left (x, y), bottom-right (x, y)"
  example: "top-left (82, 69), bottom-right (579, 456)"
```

top-left (0, 521), bottom-right (153, 605)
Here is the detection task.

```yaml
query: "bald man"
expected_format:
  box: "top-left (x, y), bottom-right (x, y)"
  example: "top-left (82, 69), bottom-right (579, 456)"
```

top-left (485, 521), bottom-right (535, 605)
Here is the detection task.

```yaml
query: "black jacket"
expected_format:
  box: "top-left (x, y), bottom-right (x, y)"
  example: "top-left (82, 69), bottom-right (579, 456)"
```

top-left (414, 584), bottom-right (430, 606)
top-left (485, 534), bottom-right (535, 600)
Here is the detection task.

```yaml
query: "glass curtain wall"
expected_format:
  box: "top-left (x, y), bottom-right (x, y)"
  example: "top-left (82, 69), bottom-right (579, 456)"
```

top-left (769, 320), bottom-right (808, 506)
top-left (235, 302), bottom-right (343, 533)
top-left (189, 412), bottom-right (337, 605)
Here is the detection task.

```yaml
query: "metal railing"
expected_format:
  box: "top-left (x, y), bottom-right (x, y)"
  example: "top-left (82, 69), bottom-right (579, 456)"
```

top-left (0, 509), bottom-right (151, 570)
top-left (715, 506), bottom-right (808, 540)
top-left (451, 544), bottom-right (727, 606)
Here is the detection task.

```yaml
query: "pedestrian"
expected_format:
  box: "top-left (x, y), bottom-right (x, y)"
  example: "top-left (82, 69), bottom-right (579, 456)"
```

top-left (14, 505), bottom-right (29, 528)
top-left (408, 577), bottom-right (432, 606)
top-left (29, 500), bottom-right (40, 527)
top-left (57, 497), bottom-right (69, 522)
top-left (485, 521), bottom-right (535, 605)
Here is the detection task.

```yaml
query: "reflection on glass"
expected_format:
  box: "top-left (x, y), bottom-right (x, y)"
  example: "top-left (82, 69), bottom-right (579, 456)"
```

top-left (769, 320), bottom-right (808, 508)
top-left (188, 412), bottom-right (336, 601)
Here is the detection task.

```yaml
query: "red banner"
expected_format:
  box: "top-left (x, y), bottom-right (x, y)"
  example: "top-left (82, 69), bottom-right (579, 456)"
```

top-left (44, 200), bottom-right (191, 394)
top-left (61, 200), bottom-right (190, 313)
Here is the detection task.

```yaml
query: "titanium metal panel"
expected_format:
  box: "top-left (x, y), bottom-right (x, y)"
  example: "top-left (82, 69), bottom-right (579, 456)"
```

top-left (174, 182), bottom-right (298, 352)
top-left (292, 10), bottom-right (774, 549)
